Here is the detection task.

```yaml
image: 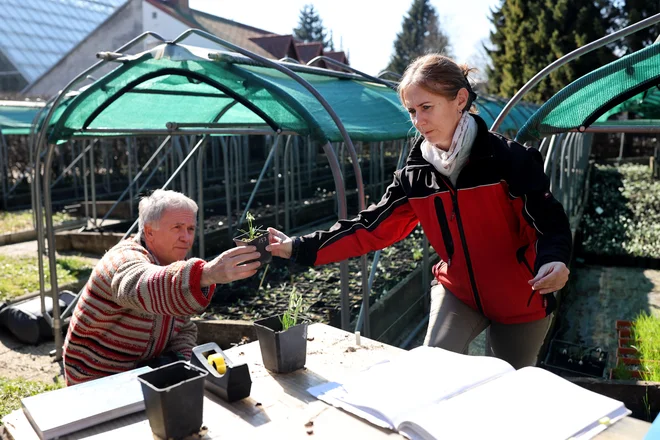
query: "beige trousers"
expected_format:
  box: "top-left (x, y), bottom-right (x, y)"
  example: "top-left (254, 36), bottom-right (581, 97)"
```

top-left (423, 283), bottom-right (553, 369)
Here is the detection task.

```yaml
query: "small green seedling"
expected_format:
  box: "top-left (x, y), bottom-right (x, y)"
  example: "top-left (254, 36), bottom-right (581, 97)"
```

top-left (280, 289), bottom-right (304, 331)
top-left (238, 211), bottom-right (263, 240)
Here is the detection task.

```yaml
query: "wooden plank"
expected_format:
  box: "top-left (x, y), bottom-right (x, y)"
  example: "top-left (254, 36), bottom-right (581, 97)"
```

top-left (2, 323), bottom-right (651, 439)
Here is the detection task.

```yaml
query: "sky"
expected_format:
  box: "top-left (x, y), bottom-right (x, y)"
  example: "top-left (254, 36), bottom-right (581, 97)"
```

top-left (190, 0), bottom-right (501, 76)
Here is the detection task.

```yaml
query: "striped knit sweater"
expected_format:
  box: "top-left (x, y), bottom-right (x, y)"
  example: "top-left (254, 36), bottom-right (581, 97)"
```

top-left (63, 237), bottom-right (215, 385)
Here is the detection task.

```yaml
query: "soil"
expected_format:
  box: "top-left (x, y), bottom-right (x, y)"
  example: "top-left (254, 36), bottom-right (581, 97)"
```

top-left (205, 225), bottom-right (432, 326)
top-left (0, 242), bottom-right (99, 385)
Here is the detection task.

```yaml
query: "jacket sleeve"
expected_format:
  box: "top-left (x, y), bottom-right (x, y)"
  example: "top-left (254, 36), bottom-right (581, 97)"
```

top-left (292, 171), bottom-right (419, 266)
top-left (108, 246), bottom-right (216, 316)
top-left (506, 142), bottom-right (572, 271)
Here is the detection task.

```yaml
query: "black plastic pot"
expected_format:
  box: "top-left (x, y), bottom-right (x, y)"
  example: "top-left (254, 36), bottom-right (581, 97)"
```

top-left (137, 361), bottom-right (208, 440)
top-left (254, 315), bottom-right (308, 374)
top-left (233, 229), bottom-right (271, 265)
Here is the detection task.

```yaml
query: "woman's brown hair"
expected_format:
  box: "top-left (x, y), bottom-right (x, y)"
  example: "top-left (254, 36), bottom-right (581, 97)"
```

top-left (397, 54), bottom-right (478, 113)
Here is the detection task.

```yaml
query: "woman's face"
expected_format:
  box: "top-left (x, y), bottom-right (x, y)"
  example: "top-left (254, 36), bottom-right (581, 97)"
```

top-left (403, 84), bottom-right (467, 151)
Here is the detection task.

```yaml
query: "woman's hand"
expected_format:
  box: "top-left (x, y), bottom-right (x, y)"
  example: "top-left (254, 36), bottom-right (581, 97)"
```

top-left (266, 227), bottom-right (293, 259)
top-left (528, 262), bottom-right (570, 295)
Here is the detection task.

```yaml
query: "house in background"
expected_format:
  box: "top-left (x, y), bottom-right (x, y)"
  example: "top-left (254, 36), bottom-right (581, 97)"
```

top-left (0, 0), bottom-right (349, 98)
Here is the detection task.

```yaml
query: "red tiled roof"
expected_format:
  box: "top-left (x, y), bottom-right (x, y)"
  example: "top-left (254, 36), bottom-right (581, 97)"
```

top-left (323, 51), bottom-right (350, 71)
top-left (249, 35), bottom-right (297, 60)
top-left (294, 42), bottom-right (323, 64)
top-left (324, 51), bottom-right (349, 64)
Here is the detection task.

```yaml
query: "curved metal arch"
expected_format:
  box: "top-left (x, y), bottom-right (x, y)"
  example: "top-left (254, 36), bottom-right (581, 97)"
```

top-left (492, 12), bottom-right (660, 132)
top-left (377, 70), bottom-right (402, 81)
top-left (491, 96), bottom-right (525, 130)
top-left (173, 28), bottom-right (368, 331)
top-left (224, 63), bottom-right (324, 139)
top-left (35, 31), bottom-right (167, 360)
top-left (279, 56), bottom-right (300, 64)
top-left (78, 68), bottom-right (280, 133)
top-left (306, 56), bottom-right (398, 90)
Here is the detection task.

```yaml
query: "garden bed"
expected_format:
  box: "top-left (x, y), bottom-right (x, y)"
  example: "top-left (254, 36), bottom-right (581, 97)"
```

top-left (578, 163), bottom-right (660, 264)
top-left (205, 226), bottom-right (434, 336)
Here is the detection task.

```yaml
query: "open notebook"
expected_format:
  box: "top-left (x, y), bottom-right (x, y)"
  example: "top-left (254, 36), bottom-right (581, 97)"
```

top-left (308, 346), bottom-right (630, 440)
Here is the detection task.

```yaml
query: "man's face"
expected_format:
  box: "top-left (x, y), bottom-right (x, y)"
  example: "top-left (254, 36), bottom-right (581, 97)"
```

top-left (144, 208), bottom-right (196, 265)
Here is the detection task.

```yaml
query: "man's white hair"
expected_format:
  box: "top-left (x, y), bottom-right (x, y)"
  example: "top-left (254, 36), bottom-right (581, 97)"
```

top-left (138, 189), bottom-right (198, 233)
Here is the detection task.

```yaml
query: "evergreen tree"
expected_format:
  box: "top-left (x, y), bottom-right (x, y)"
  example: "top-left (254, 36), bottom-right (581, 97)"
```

top-left (486, 0), bottom-right (616, 103)
top-left (617, 0), bottom-right (660, 54)
top-left (293, 4), bottom-right (334, 51)
top-left (387, 0), bottom-right (452, 75)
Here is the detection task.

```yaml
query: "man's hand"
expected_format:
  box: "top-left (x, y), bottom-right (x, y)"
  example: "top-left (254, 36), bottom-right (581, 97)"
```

top-left (528, 262), bottom-right (570, 295)
top-left (266, 227), bottom-right (293, 259)
top-left (200, 246), bottom-right (261, 287)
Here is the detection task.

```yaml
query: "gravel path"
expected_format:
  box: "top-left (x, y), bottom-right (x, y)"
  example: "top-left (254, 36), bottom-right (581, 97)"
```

top-left (0, 239), bottom-right (99, 384)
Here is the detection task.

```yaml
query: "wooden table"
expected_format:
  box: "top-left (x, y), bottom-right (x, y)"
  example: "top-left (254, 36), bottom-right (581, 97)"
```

top-left (2, 324), bottom-right (651, 439)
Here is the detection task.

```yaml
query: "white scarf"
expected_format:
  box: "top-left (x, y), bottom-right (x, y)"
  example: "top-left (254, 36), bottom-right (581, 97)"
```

top-left (421, 112), bottom-right (477, 184)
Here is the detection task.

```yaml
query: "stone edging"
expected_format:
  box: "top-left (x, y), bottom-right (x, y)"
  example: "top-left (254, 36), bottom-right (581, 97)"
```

top-left (0, 219), bottom-right (87, 246)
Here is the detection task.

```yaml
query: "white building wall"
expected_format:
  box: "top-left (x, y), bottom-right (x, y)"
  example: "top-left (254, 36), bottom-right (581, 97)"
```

top-left (142, 2), bottom-right (226, 51)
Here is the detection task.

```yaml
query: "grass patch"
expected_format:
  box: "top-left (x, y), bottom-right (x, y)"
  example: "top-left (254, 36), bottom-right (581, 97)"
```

top-left (0, 377), bottom-right (63, 420)
top-left (0, 210), bottom-right (75, 235)
top-left (634, 313), bottom-right (660, 381)
top-left (0, 255), bottom-right (93, 301)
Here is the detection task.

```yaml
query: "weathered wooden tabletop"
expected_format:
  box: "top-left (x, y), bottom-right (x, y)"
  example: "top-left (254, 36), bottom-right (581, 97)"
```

top-left (2, 323), bottom-right (651, 440)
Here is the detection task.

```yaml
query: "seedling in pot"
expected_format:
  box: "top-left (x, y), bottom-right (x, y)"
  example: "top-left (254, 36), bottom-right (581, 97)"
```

top-left (254, 288), bottom-right (309, 374)
top-left (280, 288), bottom-right (304, 331)
top-left (233, 211), bottom-right (271, 264)
top-left (237, 212), bottom-right (263, 241)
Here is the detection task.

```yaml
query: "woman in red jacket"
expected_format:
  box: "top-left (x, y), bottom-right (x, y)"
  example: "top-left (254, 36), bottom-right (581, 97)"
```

top-left (267, 54), bottom-right (571, 369)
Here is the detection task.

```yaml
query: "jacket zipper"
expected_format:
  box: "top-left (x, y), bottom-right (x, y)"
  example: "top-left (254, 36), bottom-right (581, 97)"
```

top-left (433, 197), bottom-right (454, 266)
top-left (439, 176), bottom-right (484, 315)
top-left (517, 245), bottom-right (546, 308)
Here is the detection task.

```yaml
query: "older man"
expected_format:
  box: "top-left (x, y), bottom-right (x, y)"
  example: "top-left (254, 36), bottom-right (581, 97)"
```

top-left (63, 190), bottom-right (260, 385)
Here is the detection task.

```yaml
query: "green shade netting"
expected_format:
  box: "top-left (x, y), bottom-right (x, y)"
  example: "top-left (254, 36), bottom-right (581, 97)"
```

top-left (592, 119), bottom-right (660, 126)
top-left (0, 103), bottom-right (44, 135)
top-left (45, 45), bottom-right (413, 144)
top-left (517, 43), bottom-right (660, 143)
top-left (474, 96), bottom-right (539, 136)
top-left (597, 86), bottom-right (660, 121)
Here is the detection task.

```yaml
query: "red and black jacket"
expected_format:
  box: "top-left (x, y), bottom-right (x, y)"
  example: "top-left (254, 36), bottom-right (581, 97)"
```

top-left (292, 114), bottom-right (572, 324)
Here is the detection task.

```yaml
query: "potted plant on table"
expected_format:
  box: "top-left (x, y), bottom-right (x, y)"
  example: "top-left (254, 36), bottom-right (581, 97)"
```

top-left (233, 211), bottom-right (271, 265)
top-left (254, 289), bottom-right (308, 374)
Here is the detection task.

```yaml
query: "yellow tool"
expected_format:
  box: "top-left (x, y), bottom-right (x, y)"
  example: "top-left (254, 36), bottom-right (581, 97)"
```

top-left (207, 353), bottom-right (227, 374)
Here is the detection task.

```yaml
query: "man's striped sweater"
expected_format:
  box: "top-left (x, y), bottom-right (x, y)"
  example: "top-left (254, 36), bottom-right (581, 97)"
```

top-left (62, 237), bottom-right (215, 385)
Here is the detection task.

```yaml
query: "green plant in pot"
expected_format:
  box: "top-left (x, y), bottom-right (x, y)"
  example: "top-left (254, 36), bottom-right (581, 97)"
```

top-left (233, 211), bottom-right (271, 265)
top-left (254, 289), bottom-right (308, 374)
